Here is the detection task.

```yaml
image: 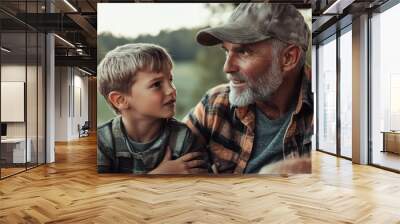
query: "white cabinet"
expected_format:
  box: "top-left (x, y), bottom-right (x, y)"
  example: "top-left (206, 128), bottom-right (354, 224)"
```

top-left (1, 138), bottom-right (32, 163)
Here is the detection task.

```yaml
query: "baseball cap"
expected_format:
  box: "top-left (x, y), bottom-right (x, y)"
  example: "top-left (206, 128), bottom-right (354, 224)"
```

top-left (196, 3), bottom-right (310, 51)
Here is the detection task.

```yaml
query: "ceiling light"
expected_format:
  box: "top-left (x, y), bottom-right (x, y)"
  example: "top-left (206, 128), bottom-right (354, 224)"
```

top-left (78, 67), bottom-right (92, 76)
top-left (76, 48), bottom-right (86, 55)
top-left (323, 0), bottom-right (355, 15)
top-left (63, 0), bottom-right (78, 12)
top-left (54, 34), bottom-right (75, 48)
top-left (1, 47), bottom-right (11, 53)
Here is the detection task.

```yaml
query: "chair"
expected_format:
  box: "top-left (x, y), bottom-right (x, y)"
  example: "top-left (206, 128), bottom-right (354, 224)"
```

top-left (79, 121), bottom-right (90, 138)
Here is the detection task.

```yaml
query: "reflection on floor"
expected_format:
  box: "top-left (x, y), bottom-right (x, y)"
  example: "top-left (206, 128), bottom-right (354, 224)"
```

top-left (0, 163), bottom-right (40, 178)
top-left (373, 150), bottom-right (400, 171)
top-left (0, 167), bottom-right (25, 177)
top-left (340, 147), bottom-right (352, 159)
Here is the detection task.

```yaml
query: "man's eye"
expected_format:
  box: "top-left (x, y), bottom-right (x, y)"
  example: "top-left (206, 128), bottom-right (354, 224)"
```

top-left (238, 49), bottom-right (250, 56)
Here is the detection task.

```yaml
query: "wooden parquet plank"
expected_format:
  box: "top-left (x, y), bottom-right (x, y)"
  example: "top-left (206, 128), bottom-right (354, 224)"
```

top-left (0, 134), bottom-right (400, 223)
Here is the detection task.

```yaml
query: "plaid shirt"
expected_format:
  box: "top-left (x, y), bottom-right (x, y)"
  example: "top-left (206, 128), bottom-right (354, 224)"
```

top-left (184, 65), bottom-right (313, 174)
top-left (97, 116), bottom-right (204, 174)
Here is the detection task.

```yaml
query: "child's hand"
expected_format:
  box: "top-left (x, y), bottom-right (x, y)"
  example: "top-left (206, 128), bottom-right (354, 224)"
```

top-left (148, 146), bottom-right (207, 174)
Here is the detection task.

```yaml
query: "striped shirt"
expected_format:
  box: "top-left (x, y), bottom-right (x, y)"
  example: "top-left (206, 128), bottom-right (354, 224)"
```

top-left (184, 66), bottom-right (313, 174)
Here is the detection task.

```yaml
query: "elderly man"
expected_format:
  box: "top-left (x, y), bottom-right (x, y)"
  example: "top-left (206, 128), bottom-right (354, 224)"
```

top-left (184, 3), bottom-right (313, 174)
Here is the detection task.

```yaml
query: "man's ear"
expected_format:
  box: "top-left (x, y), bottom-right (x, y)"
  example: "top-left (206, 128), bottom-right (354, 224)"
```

top-left (107, 91), bottom-right (129, 111)
top-left (280, 45), bottom-right (302, 73)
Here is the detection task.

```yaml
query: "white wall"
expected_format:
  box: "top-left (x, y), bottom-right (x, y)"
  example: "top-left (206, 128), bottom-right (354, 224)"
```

top-left (54, 67), bottom-right (89, 141)
top-left (1, 65), bottom-right (26, 138)
top-left (1, 63), bottom-right (46, 164)
top-left (0, 65), bottom-right (41, 137)
top-left (76, 71), bottom-right (89, 139)
top-left (55, 67), bottom-right (68, 141)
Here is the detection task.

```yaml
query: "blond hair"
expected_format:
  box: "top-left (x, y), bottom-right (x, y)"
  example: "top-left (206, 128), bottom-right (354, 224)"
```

top-left (97, 43), bottom-right (173, 113)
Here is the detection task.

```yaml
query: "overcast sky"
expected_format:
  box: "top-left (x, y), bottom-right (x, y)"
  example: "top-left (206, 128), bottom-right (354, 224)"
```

top-left (98, 3), bottom-right (214, 39)
top-left (98, 3), bottom-right (311, 39)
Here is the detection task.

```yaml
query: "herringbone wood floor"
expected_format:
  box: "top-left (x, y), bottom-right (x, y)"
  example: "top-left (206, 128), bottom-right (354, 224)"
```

top-left (0, 134), bottom-right (399, 224)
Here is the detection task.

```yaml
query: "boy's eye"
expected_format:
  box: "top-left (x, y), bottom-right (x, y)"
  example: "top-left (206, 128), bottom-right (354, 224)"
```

top-left (151, 81), bottom-right (162, 88)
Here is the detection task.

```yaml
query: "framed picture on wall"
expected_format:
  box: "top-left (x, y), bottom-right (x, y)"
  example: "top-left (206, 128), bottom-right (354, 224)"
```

top-left (96, 3), bottom-right (313, 175)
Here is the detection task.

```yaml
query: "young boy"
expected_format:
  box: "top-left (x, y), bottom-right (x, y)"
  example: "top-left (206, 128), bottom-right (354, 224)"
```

top-left (97, 43), bottom-right (208, 174)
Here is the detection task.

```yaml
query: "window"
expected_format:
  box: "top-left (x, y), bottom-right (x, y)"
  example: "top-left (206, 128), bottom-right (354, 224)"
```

top-left (0, 1), bottom-right (47, 179)
top-left (317, 36), bottom-right (337, 154)
top-left (370, 2), bottom-right (400, 171)
top-left (339, 28), bottom-right (352, 158)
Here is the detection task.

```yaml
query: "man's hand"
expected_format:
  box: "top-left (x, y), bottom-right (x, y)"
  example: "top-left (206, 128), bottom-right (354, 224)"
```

top-left (148, 147), bottom-right (207, 174)
top-left (258, 157), bottom-right (311, 174)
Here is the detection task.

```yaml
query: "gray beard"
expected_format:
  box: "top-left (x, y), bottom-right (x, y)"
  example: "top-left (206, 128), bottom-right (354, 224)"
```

top-left (229, 85), bottom-right (254, 107)
top-left (228, 60), bottom-right (283, 107)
